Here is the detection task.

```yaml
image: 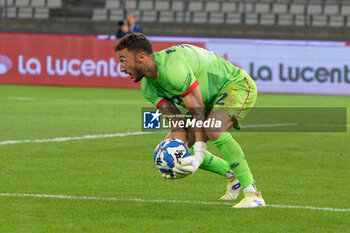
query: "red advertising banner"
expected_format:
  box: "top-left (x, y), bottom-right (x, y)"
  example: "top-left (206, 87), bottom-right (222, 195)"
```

top-left (0, 33), bottom-right (204, 88)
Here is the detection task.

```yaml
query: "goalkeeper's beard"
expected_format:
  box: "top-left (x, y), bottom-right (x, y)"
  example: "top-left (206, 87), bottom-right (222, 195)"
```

top-left (132, 61), bottom-right (145, 83)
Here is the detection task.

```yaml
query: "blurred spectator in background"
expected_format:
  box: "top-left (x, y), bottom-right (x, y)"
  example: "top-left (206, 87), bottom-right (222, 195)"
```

top-left (116, 20), bottom-right (129, 38)
top-left (127, 13), bottom-right (143, 33)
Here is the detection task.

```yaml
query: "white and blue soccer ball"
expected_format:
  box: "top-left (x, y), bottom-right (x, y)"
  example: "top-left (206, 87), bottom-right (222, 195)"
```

top-left (153, 138), bottom-right (191, 173)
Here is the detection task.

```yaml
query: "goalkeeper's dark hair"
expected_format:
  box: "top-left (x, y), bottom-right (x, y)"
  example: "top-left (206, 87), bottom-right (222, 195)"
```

top-left (114, 33), bottom-right (153, 55)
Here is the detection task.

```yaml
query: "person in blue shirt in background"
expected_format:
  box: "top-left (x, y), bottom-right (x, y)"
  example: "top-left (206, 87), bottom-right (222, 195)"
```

top-left (127, 13), bottom-right (143, 33)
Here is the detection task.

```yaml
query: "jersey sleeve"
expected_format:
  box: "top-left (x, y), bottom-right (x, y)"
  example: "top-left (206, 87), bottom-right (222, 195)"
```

top-left (141, 80), bottom-right (166, 108)
top-left (165, 61), bottom-right (199, 97)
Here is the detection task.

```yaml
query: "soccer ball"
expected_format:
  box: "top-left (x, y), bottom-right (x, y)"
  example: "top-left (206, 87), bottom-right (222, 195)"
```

top-left (153, 138), bottom-right (191, 173)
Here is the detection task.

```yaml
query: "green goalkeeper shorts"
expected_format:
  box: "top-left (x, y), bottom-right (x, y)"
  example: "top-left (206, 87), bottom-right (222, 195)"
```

top-left (211, 74), bottom-right (258, 129)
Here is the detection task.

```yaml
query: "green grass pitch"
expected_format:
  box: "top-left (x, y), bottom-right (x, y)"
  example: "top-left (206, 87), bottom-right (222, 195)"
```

top-left (0, 84), bottom-right (349, 233)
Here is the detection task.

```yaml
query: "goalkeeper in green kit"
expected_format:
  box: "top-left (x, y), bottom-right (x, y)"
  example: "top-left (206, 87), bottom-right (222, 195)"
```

top-left (114, 33), bottom-right (265, 208)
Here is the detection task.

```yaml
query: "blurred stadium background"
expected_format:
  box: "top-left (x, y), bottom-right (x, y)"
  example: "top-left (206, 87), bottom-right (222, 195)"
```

top-left (0, 0), bottom-right (349, 39)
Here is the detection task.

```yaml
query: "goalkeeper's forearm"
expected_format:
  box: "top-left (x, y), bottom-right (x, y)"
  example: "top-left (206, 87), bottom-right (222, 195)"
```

top-left (160, 99), bottom-right (188, 142)
top-left (188, 106), bottom-right (207, 143)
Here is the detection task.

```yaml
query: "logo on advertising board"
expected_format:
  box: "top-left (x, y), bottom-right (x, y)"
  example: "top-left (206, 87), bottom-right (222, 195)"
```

top-left (0, 55), bottom-right (13, 75)
top-left (0, 35), bottom-right (206, 88)
top-left (0, 35), bottom-right (142, 88)
top-left (16, 55), bottom-right (129, 77)
top-left (207, 41), bottom-right (350, 95)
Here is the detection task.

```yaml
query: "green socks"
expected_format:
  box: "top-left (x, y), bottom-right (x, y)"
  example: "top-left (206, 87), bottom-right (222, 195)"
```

top-left (188, 133), bottom-right (254, 187)
top-left (212, 132), bottom-right (254, 188)
top-left (189, 147), bottom-right (231, 176)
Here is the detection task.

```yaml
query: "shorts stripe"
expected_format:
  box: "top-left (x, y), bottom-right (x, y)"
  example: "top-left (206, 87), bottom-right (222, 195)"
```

top-left (225, 82), bottom-right (235, 113)
top-left (236, 77), bottom-right (250, 118)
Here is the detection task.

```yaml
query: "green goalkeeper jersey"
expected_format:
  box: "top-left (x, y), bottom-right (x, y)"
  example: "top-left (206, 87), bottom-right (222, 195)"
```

top-left (141, 44), bottom-right (248, 110)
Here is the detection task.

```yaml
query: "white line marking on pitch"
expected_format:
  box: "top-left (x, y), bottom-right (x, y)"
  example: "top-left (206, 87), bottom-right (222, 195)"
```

top-left (241, 123), bottom-right (298, 128)
top-left (6, 96), bottom-right (145, 104)
top-left (0, 123), bottom-right (304, 146)
top-left (0, 193), bottom-right (348, 212)
top-left (7, 97), bottom-right (36, 101)
top-left (0, 132), bottom-right (153, 145)
top-left (0, 122), bottom-right (348, 146)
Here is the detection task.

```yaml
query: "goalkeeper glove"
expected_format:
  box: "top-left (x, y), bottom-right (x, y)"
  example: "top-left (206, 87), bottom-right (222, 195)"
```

top-left (173, 141), bottom-right (206, 176)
